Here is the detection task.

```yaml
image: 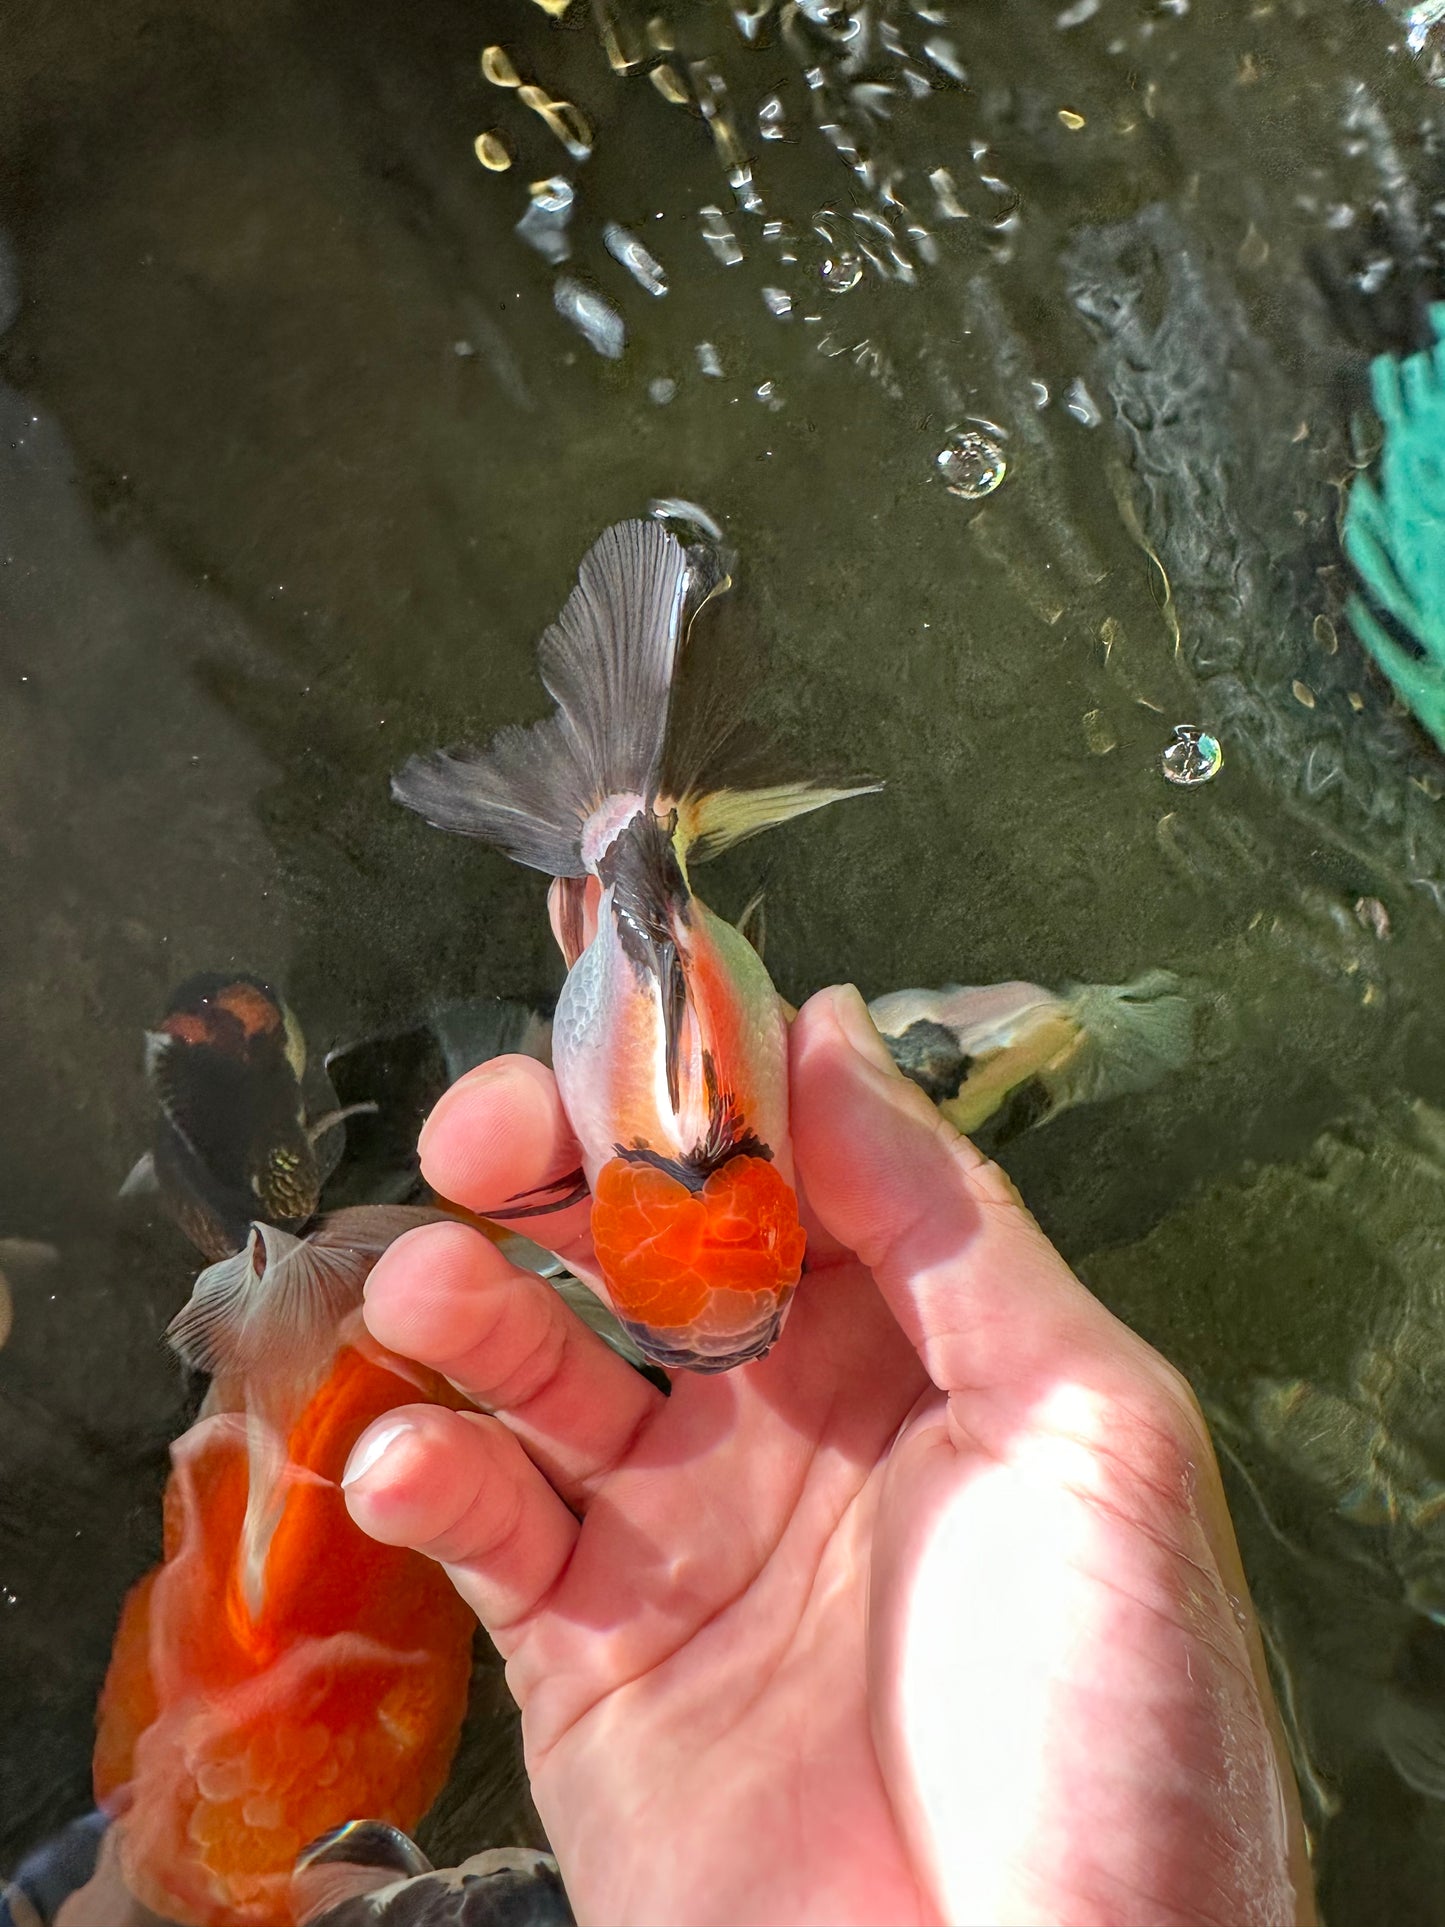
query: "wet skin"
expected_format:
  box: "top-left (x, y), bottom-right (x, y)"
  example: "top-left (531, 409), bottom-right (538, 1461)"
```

top-left (343, 986), bottom-right (1317, 1927)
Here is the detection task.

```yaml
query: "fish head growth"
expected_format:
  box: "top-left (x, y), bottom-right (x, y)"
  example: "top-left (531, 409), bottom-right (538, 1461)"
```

top-left (93, 1340), bottom-right (474, 1927)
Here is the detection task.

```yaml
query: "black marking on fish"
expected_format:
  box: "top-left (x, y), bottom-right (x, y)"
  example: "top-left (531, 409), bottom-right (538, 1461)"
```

top-left (884, 1020), bottom-right (974, 1104)
top-left (614, 1052), bottom-right (770, 1190)
top-left (596, 809), bottom-right (692, 1113)
top-left (619, 1309), bottom-right (784, 1373)
top-left (489, 1166), bottom-right (591, 1219)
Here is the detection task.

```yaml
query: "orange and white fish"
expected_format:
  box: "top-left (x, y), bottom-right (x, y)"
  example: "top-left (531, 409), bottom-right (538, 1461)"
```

top-left (93, 1208), bottom-right (476, 1927)
top-left (393, 516), bottom-right (874, 1371)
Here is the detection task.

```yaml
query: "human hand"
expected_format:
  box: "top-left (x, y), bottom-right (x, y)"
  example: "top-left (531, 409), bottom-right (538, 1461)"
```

top-left (342, 986), bottom-right (1315, 1927)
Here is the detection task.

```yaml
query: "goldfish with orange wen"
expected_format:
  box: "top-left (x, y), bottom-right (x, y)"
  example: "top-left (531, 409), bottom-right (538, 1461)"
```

top-left (393, 514), bottom-right (876, 1371)
top-left (93, 1207), bottom-right (476, 1927)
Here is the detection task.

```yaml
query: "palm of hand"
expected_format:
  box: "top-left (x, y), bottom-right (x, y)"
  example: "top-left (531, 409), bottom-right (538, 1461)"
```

top-left (514, 1254), bottom-right (931, 1927)
top-left (344, 990), bottom-right (1313, 1927)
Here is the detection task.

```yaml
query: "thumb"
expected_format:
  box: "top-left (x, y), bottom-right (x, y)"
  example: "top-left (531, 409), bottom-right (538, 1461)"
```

top-left (790, 985), bottom-right (1142, 1399)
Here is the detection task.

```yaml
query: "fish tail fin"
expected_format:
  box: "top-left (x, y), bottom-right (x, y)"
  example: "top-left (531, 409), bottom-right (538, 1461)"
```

top-left (165, 1205), bottom-right (442, 1383)
top-left (671, 780), bottom-right (882, 865)
top-left (430, 998), bottom-right (553, 1080)
top-left (1042, 970), bottom-right (1195, 1117)
top-left (392, 518), bottom-right (692, 875)
top-left (1378, 1688), bottom-right (1445, 1800)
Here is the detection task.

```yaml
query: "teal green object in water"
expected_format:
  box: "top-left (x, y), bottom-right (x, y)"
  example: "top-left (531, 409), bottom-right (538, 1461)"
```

top-left (1345, 304), bottom-right (1445, 753)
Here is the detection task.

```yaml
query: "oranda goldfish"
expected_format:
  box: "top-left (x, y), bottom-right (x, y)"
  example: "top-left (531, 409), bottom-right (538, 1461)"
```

top-left (129, 974), bottom-right (357, 1262)
top-left (93, 1208), bottom-right (475, 1927)
top-left (393, 516), bottom-right (874, 1371)
top-left (869, 970), bottom-right (1193, 1137)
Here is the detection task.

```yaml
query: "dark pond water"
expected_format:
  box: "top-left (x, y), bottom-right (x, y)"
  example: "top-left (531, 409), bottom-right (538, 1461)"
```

top-left (5, 0), bottom-right (1445, 1918)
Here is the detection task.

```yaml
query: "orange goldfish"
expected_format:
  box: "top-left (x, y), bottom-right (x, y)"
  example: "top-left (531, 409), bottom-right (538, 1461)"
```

top-left (393, 516), bottom-right (875, 1371)
top-left (94, 1209), bottom-right (476, 1927)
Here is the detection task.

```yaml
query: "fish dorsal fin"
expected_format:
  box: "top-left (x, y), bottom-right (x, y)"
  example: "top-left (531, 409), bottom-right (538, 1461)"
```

top-left (673, 780), bottom-right (882, 864)
top-left (167, 1205), bottom-right (442, 1382)
top-left (392, 519), bottom-right (691, 876)
top-left (596, 810), bottom-right (692, 1112)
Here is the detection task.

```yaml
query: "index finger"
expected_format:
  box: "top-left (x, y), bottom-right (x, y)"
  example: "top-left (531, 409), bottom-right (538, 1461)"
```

top-left (419, 1054), bottom-right (597, 1280)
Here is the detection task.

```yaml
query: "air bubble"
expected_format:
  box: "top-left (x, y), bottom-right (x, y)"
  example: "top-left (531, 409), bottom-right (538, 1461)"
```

top-left (604, 223), bottom-right (668, 296)
top-left (759, 95), bottom-right (788, 139)
top-left (819, 247), bottom-right (863, 293)
top-left (474, 131), bottom-right (513, 171)
top-left (934, 426), bottom-right (1007, 499)
top-left (1161, 724), bottom-right (1223, 787)
top-left (517, 178), bottom-right (576, 265)
top-left (1064, 377), bottom-right (1102, 426)
top-left (700, 206), bottom-right (745, 266)
top-left (554, 277), bottom-right (625, 359)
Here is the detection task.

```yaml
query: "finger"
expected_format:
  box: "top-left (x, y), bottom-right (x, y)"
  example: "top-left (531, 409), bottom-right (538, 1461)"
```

top-left (343, 1403), bottom-right (577, 1645)
top-left (365, 1220), bottom-right (661, 1506)
top-left (418, 1055), bottom-right (596, 1275)
top-left (790, 985), bottom-right (1157, 1401)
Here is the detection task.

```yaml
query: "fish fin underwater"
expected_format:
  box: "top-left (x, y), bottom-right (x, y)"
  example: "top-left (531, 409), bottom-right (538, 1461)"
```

top-left (392, 516), bottom-right (877, 877)
top-left (1045, 970), bottom-right (1196, 1115)
top-left (166, 1206), bottom-right (444, 1384)
top-left (392, 517), bottom-right (691, 873)
top-left (291, 1824), bottom-right (573, 1926)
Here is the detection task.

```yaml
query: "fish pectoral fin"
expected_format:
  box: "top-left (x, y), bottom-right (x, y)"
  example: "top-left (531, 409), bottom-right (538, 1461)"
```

top-left (735, 888), bottom-right (767, 959)
top-left (293, 1820), bottom-right (435, 1923)
top-left (166, 1205), bottom-right (441, 1380)
top-left (117, 1152), bottom-right (159, 1200)
top-left (306, 1100), bottom-right (380, 1145)
top-left (675, 780), bottom-right (882, 863)
top-left (553, 1274), bottom-right (649, 1368)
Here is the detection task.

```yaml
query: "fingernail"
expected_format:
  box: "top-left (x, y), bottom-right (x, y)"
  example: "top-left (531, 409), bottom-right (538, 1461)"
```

top-left (342, 1419), bottom-right (413, 1489)
top-left (829, 983), bottom-right (900, 1077)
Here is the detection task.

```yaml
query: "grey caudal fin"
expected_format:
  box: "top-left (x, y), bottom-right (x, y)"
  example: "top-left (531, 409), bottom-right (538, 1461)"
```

top-left (393, 520), bottom-right (690, 876)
